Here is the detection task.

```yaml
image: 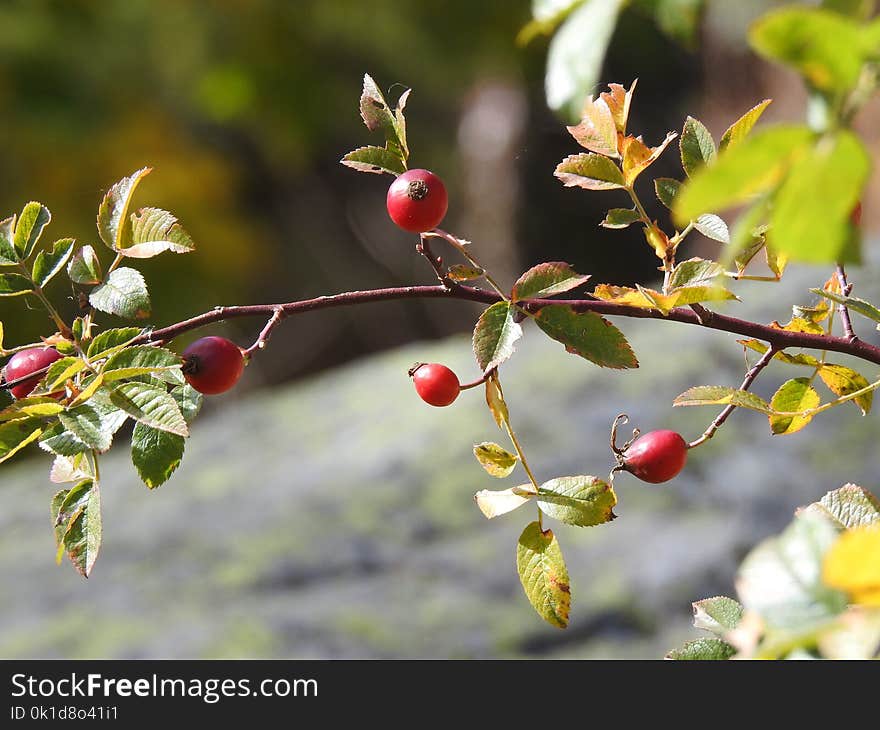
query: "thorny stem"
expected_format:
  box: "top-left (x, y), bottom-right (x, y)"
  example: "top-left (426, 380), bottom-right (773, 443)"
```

top-left (835, 263), bottom-right (857, 342)
top-left (688, 345), bottom-right (778, 449)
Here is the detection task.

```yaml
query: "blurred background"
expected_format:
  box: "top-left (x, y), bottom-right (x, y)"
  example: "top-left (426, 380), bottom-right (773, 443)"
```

top-left (1, 0), bottom-right (879, 658)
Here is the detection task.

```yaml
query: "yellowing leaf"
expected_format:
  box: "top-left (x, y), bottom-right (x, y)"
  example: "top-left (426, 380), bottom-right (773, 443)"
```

top-left (517, 521), bottom-right (571, 628)
top-left (554, 153), bottom-right (625, 190)
top-left (720, 99), bottom-right (772, 152)
top-left (485, 373), bottom-right (509, 429)
top-left (599, 79), bottom-right (637, 134)
top-left (769, 378), bottom-right (820, 435)
top-left (823, 527), bottom-right (880, 606)
top-left (818, 364), bottom-right (873, 415)
top-left (473, 442), bottom-right (518, 478)
top-left (621, 132), bottom-right (677, 185)
top-left (474, 486), bottom-right (535, 519)
top-left (567, 96), bottom-right (619, 157)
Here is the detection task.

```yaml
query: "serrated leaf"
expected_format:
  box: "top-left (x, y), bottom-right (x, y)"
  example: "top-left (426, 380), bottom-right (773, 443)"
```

top-left (720, 99), bottom-right (772, 152)
top-left (811, 288), bottom-right (880, 327)
top-left (359, 74), bottom-right (407, 162)
top-left (693, 596), bottom-right (744, 634)
top-left (545, 0), bottom-right (625, 121)
top-left (131, 423), bottom-right (185, 489)
top-left (672, 125), bottom-right (813, 226)
top-left (31, 238), bottom-right (74, 288)
top-left (665, 637), bottom-right (736, 660)
top-left (511, 262), bottom-right (590, 301)
top-left (567, 97), bottom-right (619, 157)
top-left (60, 480), bottom-right (102, 577)
top-left (737, 512), bottom-right (847, 630)
top-left (599, 79), bottom-right (637, 134)
top-left (771, 131), bottom-right (869, 264)
top-left (693, 214), bottom-right (730, 243)
top-left (0, 417), bottom-right (43, 464)
top-left (86, 327), bottom-right (145, 361)
top-left (803, 484), bottom-right (880, 529)
top-left (446, 264), bottom-right (484, 282)
top-left (89, 267), bottom-right (151, 319)
top-left (340, 145), bottom-right (407, 176)
top-left (673, 385), bottom-right (771, 413)
top-left (818, 364), bottom-right (873, 415)
top-left (517, 521), bottom-right (571, 629)
top-left (680, 116), bottom-right (716, 177)
top-left (592, 283), bottom-right (677, 314)
top-left (0, 215), bottom-right (18, 265)
top-left (535, 305), bottom-right (638, 369)
top-left (668, 258), bottom-right (724, 289)
top-left (750, 7), bottom-right (867, 93)
top-left (600, 208), bottom-right (640, 229)
top-left (171, 384), bottom-right (203, 425)
top-left (51, 481), bottom-right (90, 565)
top-left (670, 285), bottom-right (738, 306)
top-left (0, 397), bottom-right (65, 422)
top-left (473, 442), bottom-right (518, 478)
top-left (770, 378), bottom-right (820, 435)
top-left (474, 485), bottom-right (535, 519)
top-left (0, 272), bottom-right (33, 297)
top-left (13, 202), bottom-right (51, 259)
top-left (67, 244), bottom-right (102, 285)
top-left (472, 302), bottom-right (522, 373)
top-left (485, 374), bottom-right (509, 429)
top-left (38, 422), bottom-right (90, 457)
top-left (654, 177), bottom-right (681, 209)
top-left (738, 339), bottom-right (821, 368)
top-left (119, 207), bottom-right (195, 258)
top-left (621, 131), bottom-right (677, 186)
top-left (97, 167), bottom-right (152, 251)
top-left (822, 527), bottom-right (880, 607)
top-left (101, 345), bottom-right (181, 382)
top-left (109, 382), bottom-right (188, 436)
top-left (44, 356), bottom-right (85, 392)
top-left (537, 475), bottom-right (617, 527)
top-left (58, 403), bottom-right (115, 451)
top-left (554, 153), bottom-right (625, 190)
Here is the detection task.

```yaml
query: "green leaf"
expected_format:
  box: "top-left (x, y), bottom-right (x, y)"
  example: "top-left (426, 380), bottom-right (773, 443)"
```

top-left (668, 258), bottom-right (724, 289)
top-left (600, 208), bottom-right (641, 229)
top-left (340, 145), bottom-right (406, 176)
top-left (359, 74), bottom-right (407, 162)
top-left (692, 596), bottom-right (744, 634)
top-left (536, 305), bottom-right (638, 369)
top-left (472, 302), bottom-right (523, 373)
top-left (511, 262), bottom-right (590, 301)
top-left (769, 377), bottom-right (820, 435)
top-left (97, 167), bottom-right (152, 251)
top-left (0, 272), bottom-right (33, 297)
top-left (59, 480), bottom-right (102, 577)
top-left (44, 357), bottom-right (86, 392)
top-left (51, 481), bottom-right (89, 565)
top-left (818, 364), bottom-right (873, 415)
top-left (31, 238), bottom-right (74, 288)
top-left (680, 116), bottom-right (716, 177)
top-left (673, 385), bottom-right (771, 413)
top-left (566, 97), bottom-right (619, 157)
top-left (536, 476), bottom-right (617, 527)
top-left (473, 442), bottom-right (518, 478)
top-left (737, 512), bottom-right (847, 630)
top-left (672, 125), bottom-right (813, 226)
top-left (109, 382), bottom-right (188, 436)
top-left (720, 99), bottom-right (772, 152)
top-left (13, 202), bottom-right (51, 259)
top-left (58, 403), bottom-right (116, 452)
top-left (101, 345), bottom-right (181, 382)
top-left (771, 131), bottom-right (869, 264)
top-left (517, 521), bottom-right (571, 628)
top-left (555, 153), bottom-right (625, 190)
top-left (67, 244), bottom-right (102, 285)
top-left (171, 384), bottom-right (203, 425)
top-left (474, 485), bottom-right (535, 519)
top-left (88, 267), bottom-right (151, 319)
top-left (0, 215), bottom-right (18, 264)
top-left (446, 264), bottom-right (485, 283)
top-left (131, 422), bottom-right (185, 489)
top-left (119, 207), bottom-right (195, 258)
top-left (0, 417), bottom-right (43, 464)
top-left (654, 177), bottom-right (681, 209)
top-left (86, 327), bottom-right (145, 360)
top-left (811, 289), bottom-right (880, 330)
top-left (739, 339), bottom-right (821, 368)
top-left (749, 7), bottom-right (867, 93)
top-left (545, 0), bottom-right (624, 120)
top-left (38, 422), bottom-right (90, 457)
top-left (802, 484), bottom-right (880, 529)
top-left (693, 214), bottom-right (729, 243)
top-left (822, 0), bottom-right (875, 20)
top-left (0, 396), bottom-right (65, 422)
top-left (665, 637), bottom-right (736, 660)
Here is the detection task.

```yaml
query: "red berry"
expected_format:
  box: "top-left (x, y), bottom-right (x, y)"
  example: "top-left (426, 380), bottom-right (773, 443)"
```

top-left (411, 363), bottom-right (460, 407)
top-left (3, 347), bottom-right (63, 399)
top-left (182, 336), bottom-right (245, 395)
top-left (623, 430), bottom-right (688, 484)
top-left (386, 168), bottom-right (448, 233)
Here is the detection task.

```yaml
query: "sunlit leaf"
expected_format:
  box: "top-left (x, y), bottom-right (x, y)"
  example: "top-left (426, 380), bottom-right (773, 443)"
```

top-left (511, 262), bottom-right (590, 301)
top-left (680, 116), bottom-right (716, 177)
top-left (554, 153), bottom-right (625, 190)
top-left (474, 485), bottom-right (535, 519)
top-left (472, 302), bottom-right (522, 373)
top-left (536, 304), bottom-right (638, 369)
top-left (67, 244), bottom-right (103, 285)
top-left (536, 475), bottom-right (616, 527)
top-left (32, 238), bottom-right (74, 288)
top-left (665, 637), bottom-right (736, 660)
top-left (818, 364), bottom-right (873, 415)
top-left (97, 167), bottom-right (152, 251)
top-left (340, 145), bottom-right (406, 176)
top-left (823, 527), bottom-right (880, 607)
top-left (673, 385), bottom-right (771, 413)
top-left (13, 202), bottom-right (51, 259)
top-left (517, 521), bottom-right (571, 628)
top-left (769, 378), bottom-right (821, 434)
top-left (89, 267), bottom-right (151, 319)
top-left (693, 596), bottom-right (744, 634)
top-left (720, 99), bottom-right (772, 151)
top-left (567, 96), bottom-right (619, 157)
top-left (473, 442), bottom-right (518, 478)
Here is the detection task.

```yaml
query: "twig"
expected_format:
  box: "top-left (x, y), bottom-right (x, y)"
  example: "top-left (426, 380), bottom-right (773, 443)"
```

top-left (459, 370), bottom-right (492, 391)
top-left (416, 234), bottom-right (450, 286)
top-left (244, 307), bottom-right (286, 357)
top-left (688, 345), bottom-right (778, 449)
top-left (835, 263), bottom-right (857, 342)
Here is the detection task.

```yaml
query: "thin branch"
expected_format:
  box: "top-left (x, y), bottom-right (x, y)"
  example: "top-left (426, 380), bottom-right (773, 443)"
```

top-left (688, 345), bottom-right (778, 449)
top-left (244, 307), bottom-right (285, 357)
top-left (835, 263), bottom-right (857, 342)
top-left (416, 234), bottom-right (450, 286)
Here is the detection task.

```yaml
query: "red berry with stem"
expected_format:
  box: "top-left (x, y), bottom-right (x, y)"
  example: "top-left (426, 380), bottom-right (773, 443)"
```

top-left (182, 336), bottom-right (245, 395)
top-left (3, 347), bottom-right (63, 399)
top-left (410, 362), bottom-right (460, 407)
top-left (386, 168), bottom-right (448, 233)
top-left (622, 430), bottom-right (689, 484)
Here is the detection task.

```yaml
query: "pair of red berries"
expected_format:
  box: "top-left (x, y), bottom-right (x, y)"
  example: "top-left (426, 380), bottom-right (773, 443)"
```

top-left (3, 336), bottom-right (246, 400)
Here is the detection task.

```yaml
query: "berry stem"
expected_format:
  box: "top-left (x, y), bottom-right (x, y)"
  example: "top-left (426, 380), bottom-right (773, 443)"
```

top-left (245, 307), bottom-right (286, 357)
top-left (425, 229), bottom-right (510, 302)
top-left (688, 345), bottom-right (778, 449)
top-left (459, 370), bottom-right (492, 391)
top-left (835, 263), bottom-right (857, 342)
top-left (416, 234), bottom-right (450, 287)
